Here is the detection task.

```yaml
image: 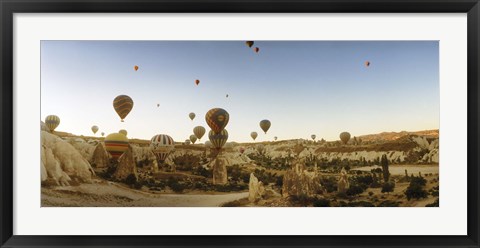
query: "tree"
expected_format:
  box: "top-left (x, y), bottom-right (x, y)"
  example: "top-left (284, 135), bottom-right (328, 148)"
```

top-left (380, 154), bottom-right (390, 182)
top-left (405, 176), bottom-right (428, 200)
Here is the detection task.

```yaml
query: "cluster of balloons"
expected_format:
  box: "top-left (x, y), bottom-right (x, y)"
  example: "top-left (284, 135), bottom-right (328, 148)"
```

top-left (206, 108), bottom-right (230, 151)
top-left (245, 41), bottom-right (260, 54)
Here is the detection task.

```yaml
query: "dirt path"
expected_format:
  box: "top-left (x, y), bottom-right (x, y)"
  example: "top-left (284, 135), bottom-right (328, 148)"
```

top-left (42, 182), bottom-right (248, 207)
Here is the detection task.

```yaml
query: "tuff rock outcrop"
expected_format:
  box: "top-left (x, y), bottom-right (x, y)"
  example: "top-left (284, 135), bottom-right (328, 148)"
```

top-left (248, 173), bottom-right (265, 202)
top-left (212, 155), bottom-right (228, 185)
top-left (282, 159), bottom-right (324, 198)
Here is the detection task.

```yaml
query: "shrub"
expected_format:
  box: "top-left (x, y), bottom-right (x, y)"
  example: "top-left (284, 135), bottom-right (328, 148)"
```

top-left (313, 198), bottom-right (331, 207)
top-left (346, 184), bottom-right (365, 196)
top-left (377, 200), bottom-right (400, 207)
top-left (405, 182), bottom-right (428, 200)
top-left (381, 181), bottom-right (395, 194)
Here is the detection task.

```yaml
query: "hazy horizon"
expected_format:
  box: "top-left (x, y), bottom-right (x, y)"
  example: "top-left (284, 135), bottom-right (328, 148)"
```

top-left (41, 41), bottom-right (439, 142)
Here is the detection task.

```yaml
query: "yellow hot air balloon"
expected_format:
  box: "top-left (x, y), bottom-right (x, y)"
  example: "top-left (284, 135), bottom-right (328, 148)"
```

top-left (259, 119), bottom-right (271, 134)
top-left (104, 133), bottom-right (129, 161)
top-left (119, 129), bottom-right (127, 136)
top-left (189, 112), bottom-right (196, 121)
top-left (190, 134), bottom-right (197, 144)
top-left (340, 132), bottom-right (351, 144)
top-left (45, 115), bottom-right (60, 132)
top-left (113, 95), bottom-right (134, 122)
top-left (91, 125), bottom-right (99, 134)
top-left (193, 126), bottom-right (206, 141)
top-left (250, 132), bottom-right (258, 141)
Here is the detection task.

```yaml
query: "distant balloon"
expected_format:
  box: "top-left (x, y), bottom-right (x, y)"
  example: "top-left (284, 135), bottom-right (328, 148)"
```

top-left (274, 136), bottom-right (278, 141)
top-left (209, 129), bottom-right (228, 149)
top-left (311, 134), bottom-right (316, 141)
top-left (246, 41), bottom-right (254, 48)
top-left (340, 132), bottom-right (351, 144)
top-left (365, 61), bottom-right (370, 67)
top-left (150, 134), bottom-right (175, 164)
top-left (113, 95), bottom-right (134, 122)
top-left (101, 132), bottom-right (105, 137)
top-left (226, 94), bottom-right (229, 98)
top-left (254, 47), bottom-right (260, 53)
top-left (190, 134), bottom-right (197, 144)
top-left (259, 120), bottom-right (271, 134)
top-left (185, 139), bottom-right (191, 145)
top-left (119, 129), bottom-right (127, 137)
top-left (157, 103), bottom-right (160, 107)
top-left (91, 125), bottom-right (99, 134)
top-left (205, 108), bottom-right (229, 134)
top-left (251, 132), bottom-right (258, 141)
top-left (134, 65), bottom-right (139, 71)
top-left (193, 126), bottom-right (206, 140)
top-left (45, 115), bottom-right (60, 132)
top-left (104, 133), bottom-right (129, 161)
top-left (239, 147), bottom-right (245, 154)
top-left (189, 112), bottom-right (196, 121)
top-left (195, 79), bottom-right (200, 85)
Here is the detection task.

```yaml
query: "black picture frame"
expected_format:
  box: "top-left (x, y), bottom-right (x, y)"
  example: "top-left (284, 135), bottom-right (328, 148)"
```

top-left (1, 0), bottom-right (479, 247)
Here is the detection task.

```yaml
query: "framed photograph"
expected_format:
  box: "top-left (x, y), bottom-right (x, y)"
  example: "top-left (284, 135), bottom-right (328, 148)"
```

top-left (1, 0), bottom-right (479, 247)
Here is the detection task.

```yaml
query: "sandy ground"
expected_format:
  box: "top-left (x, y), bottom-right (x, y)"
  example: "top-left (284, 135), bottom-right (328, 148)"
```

top-left (42, 181), bottom-right (248, 207)
top-left (353, 164), bottom-right (439, 175)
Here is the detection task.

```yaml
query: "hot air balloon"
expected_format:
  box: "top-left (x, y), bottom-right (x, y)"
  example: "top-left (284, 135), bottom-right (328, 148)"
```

top-left (157, 103), bottom-right (160, 107)
top-left (340, 132), bottom-right (351, 144)
top-left (251, 132), bottom-right (258, 141)
top-left (226, 94), bottom-right (229, 98)
top-left (101, 132), bottom-right (105, 137)
top-left (254, 47), bottom-right (260, 53)
top-left (274, 136), bottom-right (278, 141)
top-left (195, 79), bottom-right (200, 86)
top-left (190, 134), bottom-right (197, 144)
top-left (134, 65), bottom-right (139, 71)
top-left (91, 125), bottom-right (99, 134)
top-left (365, 61), bottom-right (370, 67)
top-left (150, 134), bottom-right (175, 164)
top-left (311, 134), bottom-right (316, 141)
top-left (185, 139), bottom-right (191, 145)
top-left (259, 120), bottom-right (271, 134)
top-left (246, 41), bottom-right (254, 48)
top-left (119, 129), bottom-right (127, 136)
top-left (193, 126), bottom-right (206, 140)
top-left (209, 129), bottom-right (228, 150)
top-left (204, 141), bottom-right (212, 149)
top-left (104, 133), bottom-right (129, 161)
top-left (205, 108), bottom-right (229, 134)
top-left (113, 95), bottom-right (134, 122)
top-left (45, 115), bottom-right (60, 132)
top-left (239, 147), bottom-right (245, 154)
top-left (189, 112), bottom-right (196, 121)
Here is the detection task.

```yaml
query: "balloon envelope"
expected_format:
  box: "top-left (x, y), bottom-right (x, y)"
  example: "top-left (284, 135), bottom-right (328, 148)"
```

top-left (134, 65), bottom-right (139, 71)
top-left (150, 134), bottom-right (175, 163)
top-left (189, 112), bottom-right (196, 121)
top-left (311, 134), bottom-right (316, 140)
top-left (113, 95), bottom-right (134, 122)
top-left (45, 115), bottom-right (60, 132)
top-left (340, 132), bottom-right (351, 144)
top-left (251, 132), bottom-right (258, 141)
top-left (246, 41), bottom-right (254, 48)
top-left (259, 120), bottom-right (271, 134)
top-left (365, 61), bottom-right (370, 67)
top-left (254, 47), bottom-right (260, 53)
top-left (205, 108), bottom-right (229, 133)
top-left (119, 129), bottom-right (127, 136)
top-left (209, 129), bottom-right (228, 149)
top-left (91, 125), bottom-right (99, 134)
top-left (195, 79), bottom-right (200, 85)
top-left (189, 134), bottom-right (197, 144)
top-left (104, 133), bottom-right (129, 160)
top-left (193, 126), bottom-right (206, 140)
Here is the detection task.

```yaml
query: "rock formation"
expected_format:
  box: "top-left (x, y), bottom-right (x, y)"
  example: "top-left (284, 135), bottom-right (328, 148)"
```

top-left (41, 131), bottom-right (94, 185)
top-left (91, 143), bottom-right (109, 168)
top-left (282, 159), bottom-right (324, 198)
top-left (113, 147), bottom-right (138, 182)
top-left (248, 173), bottom-right (265, 202)
top-left (337, 167), bottom-right (350, 193)
top-left (212, 155), bottom-right (228, 185)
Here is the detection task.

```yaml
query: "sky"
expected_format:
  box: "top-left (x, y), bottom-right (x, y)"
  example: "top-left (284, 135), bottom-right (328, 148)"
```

top-left (41, 41), bottom-right (439, 143)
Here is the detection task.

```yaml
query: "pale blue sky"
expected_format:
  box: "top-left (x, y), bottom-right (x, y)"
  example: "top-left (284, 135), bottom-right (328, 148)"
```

top-left (41, 41), bottom-right (439, 142)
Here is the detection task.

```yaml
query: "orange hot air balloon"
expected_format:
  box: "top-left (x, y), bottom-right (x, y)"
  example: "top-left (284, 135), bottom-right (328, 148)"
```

top-left (365, 61), bottom-right (370, 67)
top-left (134, 65), bottom-right (139, 71)
top-left (195, 79), bottom-right (200, 85)
top-left (254, 47), bottom-right (260, 53)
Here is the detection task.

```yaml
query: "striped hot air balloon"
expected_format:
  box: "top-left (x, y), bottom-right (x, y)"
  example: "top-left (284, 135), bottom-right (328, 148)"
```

top-left (193, 126), bottom-right (206, 140)
top-left (150, 134), bottom-right (175, 164)
top-left (45, 115), bottom-right (60, 132)
top-left (113, 95), bottom-right (134, 122)
top-left (208, 129), bottom-right (228, 150)
top-left (190, 135), bottom-right (197, 144)
top-left (205, 108), bottom-right (229, 134)
top-left (104, 133), bottom-right (129, 161)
